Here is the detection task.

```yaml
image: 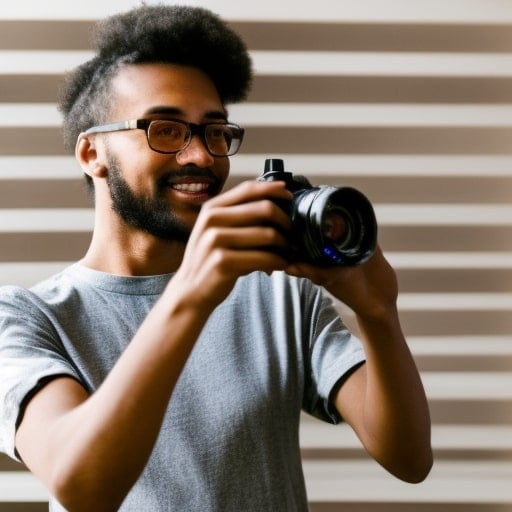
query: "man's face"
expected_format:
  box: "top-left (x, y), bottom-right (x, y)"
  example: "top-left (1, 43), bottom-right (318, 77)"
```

top-left (97, 63), bottom-right (231, 241)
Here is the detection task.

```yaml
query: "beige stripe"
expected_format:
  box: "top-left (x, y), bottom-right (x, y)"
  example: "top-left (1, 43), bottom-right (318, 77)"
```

top-left (0, 226), bottom-right (511, 260)
top-left (2, 20), bottom-right (512, 52)
top-left (4, 75), bottom-right (512, 104)
top-left (0, 179), bottom-right (90, 208)
top-left (0, 232), bottom-right (89, 261)
top-left (3, 126), bottom-right (512, 156)
top-left (396, 268), bottom-right (512, 293)
top-left (4, 176), bottom-right (512, 207)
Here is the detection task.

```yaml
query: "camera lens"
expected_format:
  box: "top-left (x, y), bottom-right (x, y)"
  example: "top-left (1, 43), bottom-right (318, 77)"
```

top-left (293, 186), bottom-right (377, 266)
top-left (321, 205), bottom-right (350, 249)
top-left (258, 159), bottom-right (377, 266)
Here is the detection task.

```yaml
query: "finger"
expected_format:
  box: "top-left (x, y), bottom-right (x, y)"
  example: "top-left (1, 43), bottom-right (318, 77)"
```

top-left (206, 248), bottom-right (291, 278)
top-left (211, 199), bottom-right (291, 227)
top-left (206, 180), bottom-right (292, 209)
top-left (197, 226), bottom-right (291, 256)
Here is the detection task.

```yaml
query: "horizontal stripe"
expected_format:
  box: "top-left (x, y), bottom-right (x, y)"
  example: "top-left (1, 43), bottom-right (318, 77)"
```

top-left (304, 460), bottom-right (512, 503)
top-left (388, 252), bottom-right (512, 268)
top-left (0, 233), bottom-right (90, 261)
top-left (2, 155), bottom-right (512, 179)
top-left (338, 305), bottom-right (512, 336)
top-left (232, 103), bottom-right (512, 127)
top-left (375, 205), bottom-right (512, 225)
top-left (396, 268), bottom-right (512, 293)
top-left (4, 176), bottom-right (512, 207)
top-left (2, 50), bottom-right (511, 77)
top-left (0, 104), bottom-right (61, 127)
top-left (5, 75), bottom-right (512, 104)
top-left (250, 75), bottom-right (512, 104)
top-left (4, 103), bottom-right (512, 128)
top-left (252, 51), bottom-right (512, 77)
top-left (240, 126), bottom-right (512, 155)
top-left (0, 472), bottom-right (48, 501)
top-left (0, 179), bottom-right (91, 208)
top-left (235, 22), bottom-right (512, 53)
top-left (1, 260), bottom-right (511, 290)
top-left (0, 50), bottom-right (92, 73)
top-left (1, 0), bottom-right (511, 23)
top-left (0, 262), bottom-right (71, 287)
top-left (300, 421), bottom-right (512, 450)
top-left (398, 293), bottom-right (512, 311)
top-left (0, 156), bottom-right (79, 179)
top-left (1, 265), bottom-right (510, 295)
top-left (1, 227), bottom-right (511, 261)
top-left (2, 127), bottom-right (511, 155)
top-left (414, 354), bottom-right (512, 373)
top-left (1, 205), bottom-right (512, 232)
top-left (423, 399), bottom-right (511, 424)
top-left (407, 336), bottom-right (512, 355)
top-left (3, 20), bottom-right (512, 53)
top-left (0, 209), bottom-right (93, 232)
top-left (422, 372), bottom-right (512, 399)
top-left (396, 310), bottom-right (512, 337)
top-left (380, 225), bottom-right (512, 251)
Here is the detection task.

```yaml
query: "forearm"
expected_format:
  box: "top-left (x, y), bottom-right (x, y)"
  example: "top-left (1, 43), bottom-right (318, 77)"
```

top-left (351, 309), bottom-right (433, 482)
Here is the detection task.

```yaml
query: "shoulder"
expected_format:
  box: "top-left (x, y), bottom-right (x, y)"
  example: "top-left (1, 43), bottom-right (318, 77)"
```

top-left (0, 265), bottom-right (78, 320)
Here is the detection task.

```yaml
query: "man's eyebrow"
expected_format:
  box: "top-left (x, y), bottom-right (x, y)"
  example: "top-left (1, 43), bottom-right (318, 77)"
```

top-left (143, 106), bottom-right (228, 120)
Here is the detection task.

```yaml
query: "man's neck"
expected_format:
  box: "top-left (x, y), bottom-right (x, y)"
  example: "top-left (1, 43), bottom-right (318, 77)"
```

top-left (82, 228), bottom-right (186, 276)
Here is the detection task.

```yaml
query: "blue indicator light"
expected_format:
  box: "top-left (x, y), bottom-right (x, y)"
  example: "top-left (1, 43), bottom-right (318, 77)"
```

top-left (323, 246), bottom-right (341, 263)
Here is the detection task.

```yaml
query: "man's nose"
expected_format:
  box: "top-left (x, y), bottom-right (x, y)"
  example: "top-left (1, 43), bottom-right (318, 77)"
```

top-left (175, 135), bottom-right (215, 167)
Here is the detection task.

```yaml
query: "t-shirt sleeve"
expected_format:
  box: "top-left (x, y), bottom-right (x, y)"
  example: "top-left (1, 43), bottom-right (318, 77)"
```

top-left (0, 286), bottom-right (81, 461)
top-left (300, 280), bottom-right (366, 424)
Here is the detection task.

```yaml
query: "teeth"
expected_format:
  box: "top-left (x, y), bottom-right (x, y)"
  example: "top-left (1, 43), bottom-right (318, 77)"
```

top-left (172, 182), bottom-right (209, 192)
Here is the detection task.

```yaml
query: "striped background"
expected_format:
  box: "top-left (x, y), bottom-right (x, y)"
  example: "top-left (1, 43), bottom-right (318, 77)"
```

top-left (0, 1), bottom-right (511, 510)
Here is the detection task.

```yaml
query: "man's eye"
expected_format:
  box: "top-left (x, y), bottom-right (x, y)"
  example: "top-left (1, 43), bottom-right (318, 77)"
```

top-left (160, 126), bottom-right (182, 138)
top-left (209, 127), bottom-right (224, 139)
top-left (151, 122), bottom-right (185, 140)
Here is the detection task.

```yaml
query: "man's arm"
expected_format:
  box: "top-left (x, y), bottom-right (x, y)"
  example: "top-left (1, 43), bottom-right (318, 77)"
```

top-left (287, 248), bottom-right (433, 483)
top-left (15, 180), bottom-right (294, 512)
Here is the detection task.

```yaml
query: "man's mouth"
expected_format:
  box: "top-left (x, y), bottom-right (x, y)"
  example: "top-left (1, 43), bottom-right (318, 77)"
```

top-left (160, 167), bottom-right (220, 196)
top-left (171, 182), bottom-right (211, 193)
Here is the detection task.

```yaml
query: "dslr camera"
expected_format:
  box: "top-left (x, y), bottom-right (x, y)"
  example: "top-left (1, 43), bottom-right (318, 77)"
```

top-left (257, 158), bottom-right (377, 266)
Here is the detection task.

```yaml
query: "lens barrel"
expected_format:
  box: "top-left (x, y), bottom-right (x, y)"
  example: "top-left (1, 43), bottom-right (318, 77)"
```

top-left (258, 158), bottom-right (377, 266)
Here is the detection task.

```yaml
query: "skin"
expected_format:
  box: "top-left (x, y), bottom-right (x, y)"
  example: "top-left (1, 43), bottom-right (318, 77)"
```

top-left (15, 63), bottom-right (432, 511)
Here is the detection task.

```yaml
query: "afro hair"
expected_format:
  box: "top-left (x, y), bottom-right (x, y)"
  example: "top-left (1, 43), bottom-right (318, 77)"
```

top-left (58, 4), bottom-right (252, 152)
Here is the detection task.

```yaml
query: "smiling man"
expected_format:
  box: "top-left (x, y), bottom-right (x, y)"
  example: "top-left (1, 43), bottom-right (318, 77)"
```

top-left (0, 5), bottom-right (432, 512)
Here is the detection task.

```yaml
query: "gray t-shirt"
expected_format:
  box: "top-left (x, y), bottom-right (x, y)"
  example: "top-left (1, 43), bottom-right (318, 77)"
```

top-left (0, 263), bottom-right (365, 511)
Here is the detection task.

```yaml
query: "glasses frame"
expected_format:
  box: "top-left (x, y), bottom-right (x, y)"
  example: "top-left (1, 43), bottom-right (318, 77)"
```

top-left (83, 118), bottom-right (245, 157)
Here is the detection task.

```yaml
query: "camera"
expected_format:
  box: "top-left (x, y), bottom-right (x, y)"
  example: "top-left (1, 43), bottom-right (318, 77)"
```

top-left (257, 158), bottom-right (377, 266)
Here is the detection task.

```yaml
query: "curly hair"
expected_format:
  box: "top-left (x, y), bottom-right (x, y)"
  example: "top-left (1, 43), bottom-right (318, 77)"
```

top-left (58, 4), bottom-right (253, 152)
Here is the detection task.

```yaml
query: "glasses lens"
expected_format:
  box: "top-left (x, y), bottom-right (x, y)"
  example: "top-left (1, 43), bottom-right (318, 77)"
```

top-left (205, 124), bottom-right (242, 156)
top-left (147, 120), bottom-right (188, 153)
top-left (146, 120), bottom-right (243, 156)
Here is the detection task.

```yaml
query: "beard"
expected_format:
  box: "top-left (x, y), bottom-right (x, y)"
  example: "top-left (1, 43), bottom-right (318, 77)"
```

top-left (105, 156), bottom-right (198, 243)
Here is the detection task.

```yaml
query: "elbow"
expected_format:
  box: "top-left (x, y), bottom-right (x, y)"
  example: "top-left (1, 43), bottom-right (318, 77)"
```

top-left (393, 447), bottom-right (434, 484)
top-left (49, 465), bottom-right (124, 512)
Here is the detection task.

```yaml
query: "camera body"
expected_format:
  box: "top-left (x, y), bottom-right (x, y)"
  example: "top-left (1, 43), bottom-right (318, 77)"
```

top-left (257, 158), bottom-right (377, 266)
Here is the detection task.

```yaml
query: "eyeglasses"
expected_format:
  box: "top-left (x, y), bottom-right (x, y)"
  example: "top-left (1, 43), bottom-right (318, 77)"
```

top-left (84, 118), bottom-right (245, 157)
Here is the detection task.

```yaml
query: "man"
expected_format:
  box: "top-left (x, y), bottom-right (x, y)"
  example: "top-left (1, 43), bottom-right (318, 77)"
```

top-left (0, 5), bottom-right (432, 511)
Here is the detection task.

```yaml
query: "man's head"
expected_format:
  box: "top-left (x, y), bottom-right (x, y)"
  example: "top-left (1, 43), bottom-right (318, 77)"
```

top-left (58, 4), bottom-right (252, 153)
top-left (58, 5), bottom-right (252, 242)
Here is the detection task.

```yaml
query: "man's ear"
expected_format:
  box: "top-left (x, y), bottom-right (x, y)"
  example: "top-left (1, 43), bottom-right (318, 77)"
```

top-left (75, 134), bottom-right (108, 178)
